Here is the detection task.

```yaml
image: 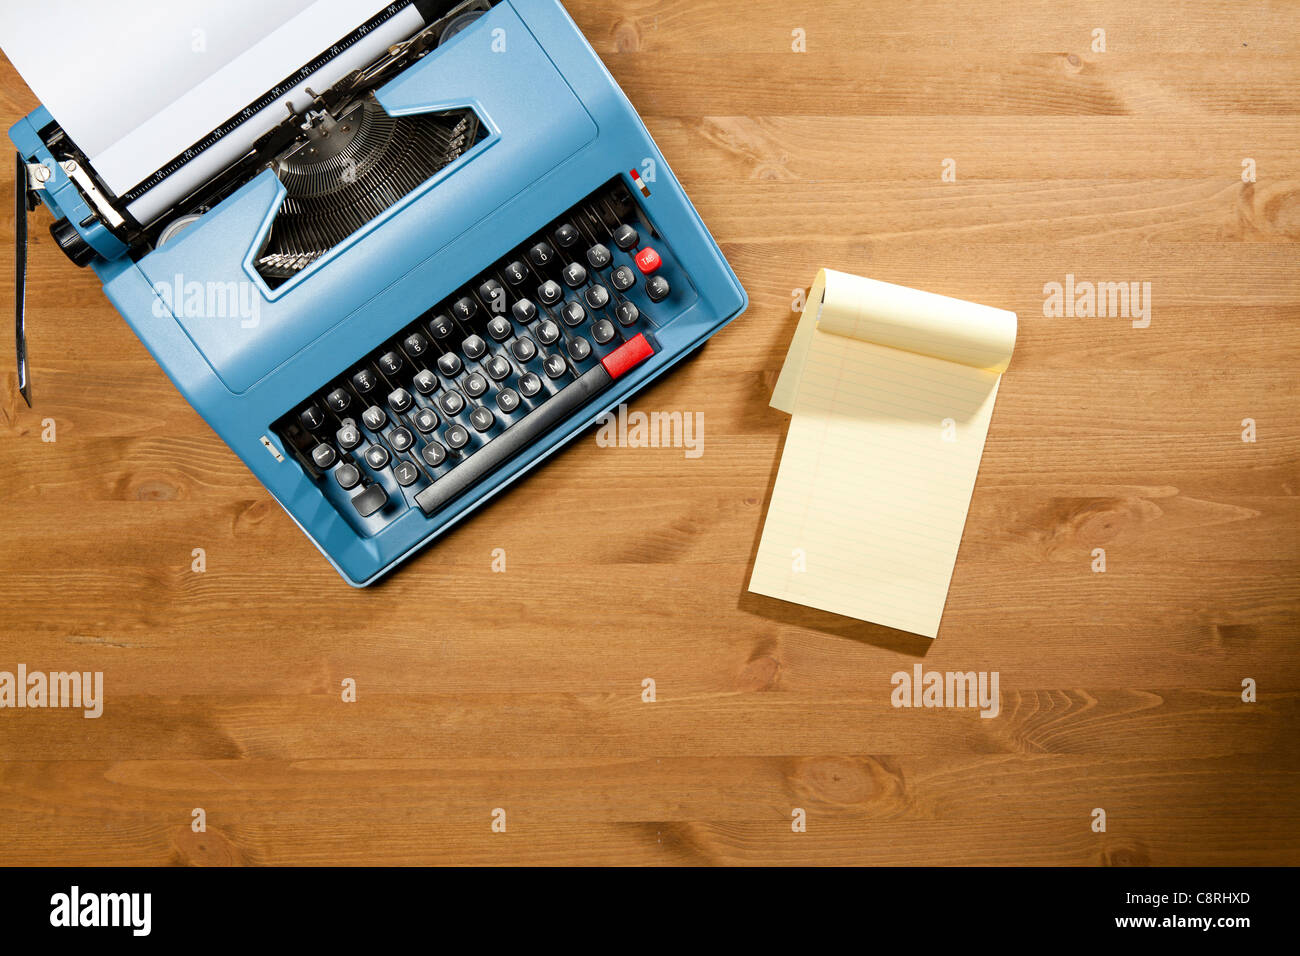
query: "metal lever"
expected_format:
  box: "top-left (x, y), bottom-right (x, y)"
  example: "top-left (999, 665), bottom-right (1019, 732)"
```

top-left (15, 151), bottom-right (31, 406)
top-left (14, 153), bottom-right (51, 406)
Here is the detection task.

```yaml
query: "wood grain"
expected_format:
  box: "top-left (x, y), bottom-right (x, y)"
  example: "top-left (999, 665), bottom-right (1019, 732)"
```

top-left (0, 0), bottom-right (1297, 866)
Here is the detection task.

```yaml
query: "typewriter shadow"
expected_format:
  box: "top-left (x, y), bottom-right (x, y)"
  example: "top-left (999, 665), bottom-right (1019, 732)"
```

top-left (735, 414), bottom-right (934, 659)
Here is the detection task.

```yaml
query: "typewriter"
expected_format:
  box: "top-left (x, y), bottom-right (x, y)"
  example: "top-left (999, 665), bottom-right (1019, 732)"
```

top-left (5, 0), bottom-right (746, 585)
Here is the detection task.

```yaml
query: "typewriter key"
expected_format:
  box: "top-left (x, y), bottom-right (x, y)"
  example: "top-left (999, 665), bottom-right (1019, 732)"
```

top-left (311, 443), bottom-right (337, 469)
top-left (511, 338), bottom-right (537, 362)
top-left (335, 463), bottom-right (361, 491)
top-left (536, 320), bottom-right (561, 345)
top-left (512, 298), bottom-right (538, 324)
top-left (613, 224), bottom-right (639, 250)
top-left (414, 369), bottom-right (438, 394)
top-left (390, 428), bottom-right (414, 453)
top-left (611, 265), bottom-right (635, 292)
top-left (445, 424), bottom-right (470, 450)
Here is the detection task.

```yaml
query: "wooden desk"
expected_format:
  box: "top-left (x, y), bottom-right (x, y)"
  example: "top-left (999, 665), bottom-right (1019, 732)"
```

top-left (1, 1), bottom-right (1296, 866)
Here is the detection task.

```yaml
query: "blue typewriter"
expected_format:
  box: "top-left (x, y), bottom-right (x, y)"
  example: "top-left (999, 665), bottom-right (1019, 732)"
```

top-left (6, 0), bottom-right (746, 585)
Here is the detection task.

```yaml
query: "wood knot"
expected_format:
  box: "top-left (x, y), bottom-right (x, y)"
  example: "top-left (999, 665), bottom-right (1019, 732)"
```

top-left (170, 824), bottom-right (244, 866)
top-left (1101, 842), bottom-right (1152, 867)
top-left (737, 654), bottom-right (781, 691)
top-left (233, 498), bottom-right (276, 532)
top-left (791, 755), bottom-right (905, 808)
top-left (1040, 497), bottom-right (1163, 557)
top-left (131, 478), bottom-right (180, 501)
top-left (613, 18), bottom-right (641, 52)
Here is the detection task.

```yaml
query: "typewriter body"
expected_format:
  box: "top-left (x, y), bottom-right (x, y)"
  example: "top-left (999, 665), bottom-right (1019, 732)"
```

top-left (8, 0), bottom-right (746, 585)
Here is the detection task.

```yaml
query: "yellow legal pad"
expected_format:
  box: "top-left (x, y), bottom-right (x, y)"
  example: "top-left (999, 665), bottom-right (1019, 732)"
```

top-left (748, 269), bottom-right (1018, 638)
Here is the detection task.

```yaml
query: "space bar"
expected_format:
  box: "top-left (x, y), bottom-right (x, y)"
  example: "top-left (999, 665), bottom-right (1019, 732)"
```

top-left (415, 364), bottom-right (613, 517)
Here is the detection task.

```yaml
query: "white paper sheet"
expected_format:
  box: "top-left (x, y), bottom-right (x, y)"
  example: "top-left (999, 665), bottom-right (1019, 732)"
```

top-left (0, 0), bottom-right (421, 223)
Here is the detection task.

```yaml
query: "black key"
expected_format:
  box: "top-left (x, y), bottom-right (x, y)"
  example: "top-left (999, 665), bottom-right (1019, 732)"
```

top-left (561, 301), bottom-right (586, 327)
top-left (402, 333), bottom-right (429, 359)
top-left (421, 441), bottom-right (447, 468)
top-left (335, 462), bottom-right (361, 490)
top-left (445, 423), bottom-right (470, 450)
top-left (518, 372), bottom-right (543, 397)
top-left (611, 265), bottom-right (636, 292)
top-left (393, 461), bottom-right (419, 487)
top-left (613, 224), bottom-right (639, 250)
top-left (300, 405), bottom-right (325, 431)
top-left (311, 443), bottom-right (337, 469)
top-left (536, 319), bottom-right (560, 345)
top-left (568, 337), bottom-right (592, 362)
top-left (390, 427), bottom-right (414, 453)
top-left (528, 242), bottom-right (555, 267)
top-left (585, 285), bottom-right (610, 310)
top-left (388, 388), bottom-right (413, 413)
top-left (646, 275), bottom-right (670, 303)
top-left (554, 223), bottom-right (579, 248)
top-left (562, 262), bottom-right (587, 288)
top-left (485, 355), bottom-right (511, 381)
top-left (428, 313), bottom-right (455, 340)
top-left (337, 421), bottom-right (362, 451)
top-left (352, 367), bottom-right (378, 394)
top-left (586, 243), bottom-right (611, 269)
top-left (463, 372), bottom-right (488, 398)
top-left (469, 406), bottom-right (494, 432)
top-left (511, 337), bottom-right (537, 362)
top-left (364, 445), bottom-right (390, 469)
top-left (361, 405), bottom-right (387, 431)
top-left (462, 335), bottom-right (487, 360)
top-left (543, 353), bottom-right (568, 378)
top-left (414, 369), bottom-right (438, 394)
top-left (478, 279), bottom-right (506, 313)
top-left (325, 388), bottom-right (351, 413)
top-left (512, 298), bottom-right (537, 324)
top-left (413, 408), bottom-right (438, 433)
top-left (615, 301), bottom-right (639, 326)
top-left (352, 483), bottom-right (387, 517)
top-left (378, 351), bottom-right (403, 376)
top-left (452, 296), bottom-right (477, 321)
top-left (436, 353), bottom-right (463, 377)
top-left (496, 388), bottom-right (521, 413)
top-left (414, 362), bottom-right (618, 518)
top-left (591, 319), bottom-right (616, 345)
top-left (439, 391), bottom-right (465, 416)
top-left (503, 260), bottom-right (529, 285)
top-left (538, 280), bottom-right (563, 306)
top-left (486, 316), bottom-right (512, 341)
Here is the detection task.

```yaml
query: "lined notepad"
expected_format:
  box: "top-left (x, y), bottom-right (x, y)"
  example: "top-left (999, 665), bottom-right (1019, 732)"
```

top-left (748, 269), bottom-right (1017, 638)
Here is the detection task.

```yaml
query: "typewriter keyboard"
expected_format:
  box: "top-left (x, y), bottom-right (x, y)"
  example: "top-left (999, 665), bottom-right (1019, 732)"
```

top-left (273, 178), bottom-right (682, 530)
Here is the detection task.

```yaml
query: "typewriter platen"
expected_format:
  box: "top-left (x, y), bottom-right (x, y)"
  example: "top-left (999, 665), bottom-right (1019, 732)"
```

top-left (7, 0), bottom-right (747, 585)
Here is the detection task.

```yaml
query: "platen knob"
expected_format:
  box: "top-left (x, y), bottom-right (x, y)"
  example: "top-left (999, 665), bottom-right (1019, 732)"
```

top-left (49, 218), bottom-right (96, 267)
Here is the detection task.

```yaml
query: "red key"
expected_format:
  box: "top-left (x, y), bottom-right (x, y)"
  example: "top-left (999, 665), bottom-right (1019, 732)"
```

top-left (601, 333), bottom-right (654, 380)
top-left (634, 246), bottom-right (662, 274)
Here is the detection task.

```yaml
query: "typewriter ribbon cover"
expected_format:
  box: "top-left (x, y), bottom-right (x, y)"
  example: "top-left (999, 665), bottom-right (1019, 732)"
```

top-left (749, 269), bottom-right (1018, 638)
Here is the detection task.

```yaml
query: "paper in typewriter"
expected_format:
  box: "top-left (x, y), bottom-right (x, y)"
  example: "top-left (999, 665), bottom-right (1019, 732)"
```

top-left (0, 1), bottom-right (422, 222)
top-left (748, 269), bottom-right (1017, 638)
